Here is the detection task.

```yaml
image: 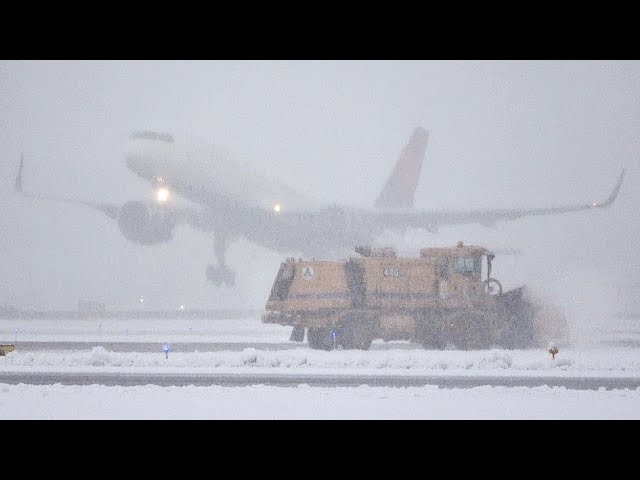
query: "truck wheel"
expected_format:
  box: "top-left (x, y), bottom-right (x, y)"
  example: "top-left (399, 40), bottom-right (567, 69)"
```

top-left (416, 324), bottom-right (447, 349)
top-left (336, 313), bottom-right (376, 350)
top-left (307, 327), bottom-right (334, 350)
top-left (338, 322), bottom-right (374, 350)
top-left (419, 334), bottom-right (447, 350)
top-left (415, 312), bottom-right (447, 350)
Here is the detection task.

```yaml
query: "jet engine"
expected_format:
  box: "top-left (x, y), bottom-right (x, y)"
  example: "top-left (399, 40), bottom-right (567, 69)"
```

top-left (117, 201), bottom-right (175, 245)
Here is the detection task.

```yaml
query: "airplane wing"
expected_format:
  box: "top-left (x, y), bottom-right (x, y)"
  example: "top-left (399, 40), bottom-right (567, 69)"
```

top-left (14, 155), bottom-right (201, 227)
top-left (15, 156), bottom-right (121, 219)
top-left (377, 168), bottom-right (626, 232)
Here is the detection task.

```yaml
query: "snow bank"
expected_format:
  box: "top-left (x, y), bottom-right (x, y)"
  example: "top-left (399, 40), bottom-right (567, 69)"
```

top-left (3, 345), bottom-right (640, 376)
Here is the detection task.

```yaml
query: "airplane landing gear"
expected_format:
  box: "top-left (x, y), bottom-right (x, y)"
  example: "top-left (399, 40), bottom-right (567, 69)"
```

top-left (206, 264), bottom-right (236, 286)
top-left (206, 234), bottom-right (236, 286)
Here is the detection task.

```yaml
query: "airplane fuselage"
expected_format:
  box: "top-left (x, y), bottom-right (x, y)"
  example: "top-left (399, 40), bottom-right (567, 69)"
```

top-left (125, 134), bottom-right (320, 213)
top-left (124, 133), bottom-right (383, 257)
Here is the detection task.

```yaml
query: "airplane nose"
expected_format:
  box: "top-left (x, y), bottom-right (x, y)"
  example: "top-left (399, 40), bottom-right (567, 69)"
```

top-left (125, 152), bottom-right (151, 179)
top-left (125, 141), bottom-right (148, 175)
top-left (125, 137), bottom-right (173, 180)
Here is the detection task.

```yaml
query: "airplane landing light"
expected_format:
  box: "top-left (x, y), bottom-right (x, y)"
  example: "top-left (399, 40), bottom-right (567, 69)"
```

top-left (156, 187), bottom-right (170, 203)
top-left (273, 203), bottom-right (281, 213)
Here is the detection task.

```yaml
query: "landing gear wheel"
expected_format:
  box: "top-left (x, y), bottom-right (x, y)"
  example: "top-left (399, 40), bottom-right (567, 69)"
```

top-left (484, 277), bottom-right (503, 296)
top-left (206, 264), bottom-right (236, 286)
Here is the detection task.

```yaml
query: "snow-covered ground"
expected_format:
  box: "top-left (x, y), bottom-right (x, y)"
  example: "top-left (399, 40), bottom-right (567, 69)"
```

top-left (2, 383), bottom-right (639, 419)
top-left (3, 346), bottom-right (640, 379)
top-left (2, 316), bottom-right (640, 419)
top-left (3, 316), bottom-right (640, 377)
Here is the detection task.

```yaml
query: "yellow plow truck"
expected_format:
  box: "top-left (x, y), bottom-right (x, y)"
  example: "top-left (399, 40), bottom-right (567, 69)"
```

top-left (263, 242), bottom-right (567, 350)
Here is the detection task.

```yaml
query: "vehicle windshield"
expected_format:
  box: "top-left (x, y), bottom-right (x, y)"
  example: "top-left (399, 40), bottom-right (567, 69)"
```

top-left (454, 256), bottom-right (479, 278)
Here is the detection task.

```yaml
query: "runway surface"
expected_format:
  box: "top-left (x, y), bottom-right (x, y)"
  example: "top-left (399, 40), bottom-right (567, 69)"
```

top-left (2, 316), bottom-right (640, 390)
top-left (2, 370), bottom-right (640, 390)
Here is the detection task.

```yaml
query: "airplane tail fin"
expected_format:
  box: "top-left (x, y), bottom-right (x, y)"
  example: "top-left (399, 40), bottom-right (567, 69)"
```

top-left (375, 127), bottom-right (428, 209)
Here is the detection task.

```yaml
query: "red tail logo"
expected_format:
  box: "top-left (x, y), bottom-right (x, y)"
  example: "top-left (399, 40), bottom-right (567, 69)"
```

top-left (375, 127), bottom-right (428, 209)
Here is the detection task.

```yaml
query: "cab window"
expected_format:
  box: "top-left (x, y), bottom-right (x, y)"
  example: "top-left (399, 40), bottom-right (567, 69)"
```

top-left (454, 256), bottom-right (476, 275)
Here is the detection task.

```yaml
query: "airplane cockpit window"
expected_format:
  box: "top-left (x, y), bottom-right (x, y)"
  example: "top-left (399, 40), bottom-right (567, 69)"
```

top-left (130, 131), bottom-right (175, 143)
top-left (454, 256), bottom-right (476, 276)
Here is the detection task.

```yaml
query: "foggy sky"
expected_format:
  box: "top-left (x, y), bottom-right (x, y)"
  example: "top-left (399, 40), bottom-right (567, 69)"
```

top-left (1, 60), bottom-right (638, 317)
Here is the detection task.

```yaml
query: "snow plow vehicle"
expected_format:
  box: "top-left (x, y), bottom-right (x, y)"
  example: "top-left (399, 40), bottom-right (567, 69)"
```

top-left (262, 242), bottom-right (567, 350)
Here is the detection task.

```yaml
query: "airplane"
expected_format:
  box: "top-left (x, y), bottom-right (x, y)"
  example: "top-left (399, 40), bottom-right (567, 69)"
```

top-left (14, 127), bottom-right (626, 286)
